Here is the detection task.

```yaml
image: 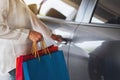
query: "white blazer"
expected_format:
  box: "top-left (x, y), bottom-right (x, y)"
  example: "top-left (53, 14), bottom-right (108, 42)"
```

top-left (0, 0), bottom-right (52, 74)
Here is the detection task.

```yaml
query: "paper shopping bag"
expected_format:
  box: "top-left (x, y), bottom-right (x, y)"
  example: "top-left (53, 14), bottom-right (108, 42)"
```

top-left (16, 45), bottom-right (58, 80)
top-left (23, 50), bottom-right (70, 80)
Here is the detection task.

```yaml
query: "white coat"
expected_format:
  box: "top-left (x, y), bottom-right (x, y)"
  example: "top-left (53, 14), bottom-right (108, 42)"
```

top-left (0, 0), bottom-right (52, 75)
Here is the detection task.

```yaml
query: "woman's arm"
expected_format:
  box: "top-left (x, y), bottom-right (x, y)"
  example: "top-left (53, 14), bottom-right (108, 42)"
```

top-left (25, 2), bottom-right (62, 42)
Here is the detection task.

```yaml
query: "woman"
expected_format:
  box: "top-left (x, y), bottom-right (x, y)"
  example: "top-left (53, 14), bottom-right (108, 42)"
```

top-left (0, 0), bottom-right (62, 79)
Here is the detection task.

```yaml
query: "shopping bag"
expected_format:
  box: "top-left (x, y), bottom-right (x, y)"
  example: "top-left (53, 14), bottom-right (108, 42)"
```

top-left (23, 50), bottom-right (70, 80)
top-left (16, 45), bottom-right (58, 80)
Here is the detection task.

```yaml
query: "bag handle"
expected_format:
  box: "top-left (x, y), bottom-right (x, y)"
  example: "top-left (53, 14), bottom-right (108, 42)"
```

top-left (31, 38), bottom-right (50, 58)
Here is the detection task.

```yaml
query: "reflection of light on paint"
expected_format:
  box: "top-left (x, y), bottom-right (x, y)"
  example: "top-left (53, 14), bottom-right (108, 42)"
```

top-left (75, 41), bottom-right (104, 53)
top-left (54, 29), bottom-right (71, 36)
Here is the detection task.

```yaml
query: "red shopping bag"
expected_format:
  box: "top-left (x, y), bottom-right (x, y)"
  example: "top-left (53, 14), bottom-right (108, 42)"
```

top-left (16, 45), bottom-right (58, 80)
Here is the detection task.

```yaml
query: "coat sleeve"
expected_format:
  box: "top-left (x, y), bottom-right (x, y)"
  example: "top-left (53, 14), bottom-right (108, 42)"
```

top-left (0, 0), bottom-right (30, 41)
top-left (26, 4), bottom-right (52, 38)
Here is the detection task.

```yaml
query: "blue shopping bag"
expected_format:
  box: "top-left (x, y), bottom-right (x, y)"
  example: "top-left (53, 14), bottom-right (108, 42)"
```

top-left (23, 50), bottom-right (70, 80)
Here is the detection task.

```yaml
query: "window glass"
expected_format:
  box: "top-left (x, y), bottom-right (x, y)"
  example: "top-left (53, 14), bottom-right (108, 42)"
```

top-left (24, 0), bottom-right (82, 21)
top-left (91, 0), bottom-right (120, 24)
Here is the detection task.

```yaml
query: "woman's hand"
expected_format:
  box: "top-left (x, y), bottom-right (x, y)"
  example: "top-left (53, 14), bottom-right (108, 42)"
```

top-left (28, 30), bottom-right (43, 42)
top-left (29, 31), bottom-right (62, 43)
top-left (51, 34), bottom-right (62, 42)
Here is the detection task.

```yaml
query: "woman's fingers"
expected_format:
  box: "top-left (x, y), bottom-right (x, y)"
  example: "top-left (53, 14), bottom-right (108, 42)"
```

top-left (51, 34), bottom-right (62, 42)
top-left (28, 30), bottom-right (43, 42)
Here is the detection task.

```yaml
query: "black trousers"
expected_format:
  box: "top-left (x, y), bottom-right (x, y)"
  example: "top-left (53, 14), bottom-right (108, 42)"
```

top-left (88, 55), bottom-right (103, 80)
top-left (88, 55), bottom-right (120, 80)
top-left (8, 69), bottom-right (16, 80)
